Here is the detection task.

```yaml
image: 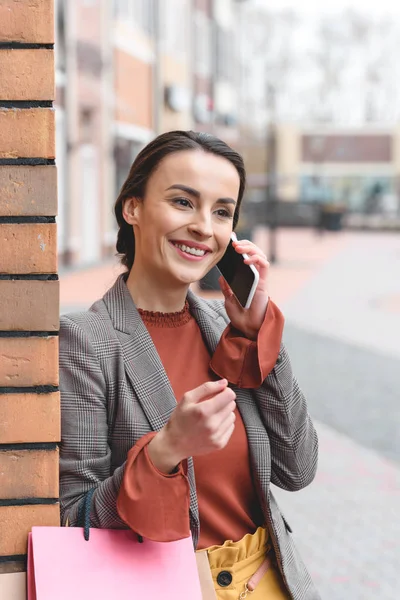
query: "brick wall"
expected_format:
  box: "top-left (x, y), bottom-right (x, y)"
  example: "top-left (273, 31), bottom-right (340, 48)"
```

top-left (0, 0), bottom-right (60, 594)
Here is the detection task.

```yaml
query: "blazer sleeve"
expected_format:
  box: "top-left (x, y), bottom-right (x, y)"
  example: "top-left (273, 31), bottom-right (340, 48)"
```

top-left (253, 342), bottom-right (319, 492)
top-left (59, 315), bottom-right (127, 528)
top-left (210, 299), bottom-right (318, 492)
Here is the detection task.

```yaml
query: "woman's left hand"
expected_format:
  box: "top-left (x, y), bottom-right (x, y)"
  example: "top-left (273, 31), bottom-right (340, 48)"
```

top-left (219, 239), bottom-right (270, 341)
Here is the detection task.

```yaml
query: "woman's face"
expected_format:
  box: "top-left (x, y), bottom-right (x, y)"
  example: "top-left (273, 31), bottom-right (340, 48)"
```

top-left (123, 149), bottom-right (240, 287)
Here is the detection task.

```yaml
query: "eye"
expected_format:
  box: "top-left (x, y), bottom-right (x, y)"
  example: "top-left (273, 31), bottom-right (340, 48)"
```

top-left (214, 208), bottom-right (233, 219)
top-left (172, 197), bottom-right (192, 208)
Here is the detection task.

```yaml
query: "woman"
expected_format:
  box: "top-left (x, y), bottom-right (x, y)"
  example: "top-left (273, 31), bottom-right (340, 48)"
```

top-left (60, 131), bottom-right (320, 599)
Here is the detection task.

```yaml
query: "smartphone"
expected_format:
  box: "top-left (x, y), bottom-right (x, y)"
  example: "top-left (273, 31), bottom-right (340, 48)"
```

top-left (216, 232), bottom-right (259, 309)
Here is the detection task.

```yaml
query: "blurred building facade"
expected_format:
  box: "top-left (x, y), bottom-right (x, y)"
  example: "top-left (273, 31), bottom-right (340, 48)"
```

top-left (55, 1), bottom-right (400, 269)
top-left (245, 123), bottom-right (400, 229)
top-left (298, 125), bottom-right (400, 217)
top-left (55, 0), bottom-right (244, 268)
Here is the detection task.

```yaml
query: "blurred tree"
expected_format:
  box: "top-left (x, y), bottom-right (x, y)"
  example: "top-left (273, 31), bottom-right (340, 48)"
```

top-left (310, 10), bottom-right (400, 124)
top-left (239, 4), bottom-right (400, 126)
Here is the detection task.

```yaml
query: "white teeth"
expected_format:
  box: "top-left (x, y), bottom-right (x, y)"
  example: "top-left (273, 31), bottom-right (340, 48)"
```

top-left (173, 243), bottom-right (206, 257)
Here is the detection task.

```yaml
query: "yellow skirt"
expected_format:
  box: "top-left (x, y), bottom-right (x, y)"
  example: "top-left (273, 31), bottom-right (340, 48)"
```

top-left (199, 527), bottom-right (290, 599)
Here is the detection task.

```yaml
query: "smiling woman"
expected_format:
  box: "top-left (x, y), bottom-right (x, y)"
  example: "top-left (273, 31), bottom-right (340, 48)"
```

top-left (119, 146), bottom-right (242, 309)
top-left (59, 130), bottom-right (320, 600)
top-left (114, 131), bottom-right (245, 273)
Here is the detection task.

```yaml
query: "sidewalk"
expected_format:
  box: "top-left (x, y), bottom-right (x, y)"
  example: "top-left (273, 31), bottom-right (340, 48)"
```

top-left (273, 421), bottom-right (400, 599)
top-left (278, 230), bottom-right (400, 599)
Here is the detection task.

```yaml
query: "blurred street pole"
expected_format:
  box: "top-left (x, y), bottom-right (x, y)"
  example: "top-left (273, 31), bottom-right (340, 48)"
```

top-left (266, 83), bottom-right (278, 264)
top-left (153, 0), bottom-right (162, 135)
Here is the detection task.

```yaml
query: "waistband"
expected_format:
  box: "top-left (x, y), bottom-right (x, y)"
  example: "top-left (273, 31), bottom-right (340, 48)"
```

top-left (202, 527), bottom-right (271, 585)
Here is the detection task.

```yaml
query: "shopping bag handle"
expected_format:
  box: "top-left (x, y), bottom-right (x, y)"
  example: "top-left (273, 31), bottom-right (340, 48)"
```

top-left (76, 488), bottom-right (144, 544)
top-left (77, 488), bottom-right (95, 541)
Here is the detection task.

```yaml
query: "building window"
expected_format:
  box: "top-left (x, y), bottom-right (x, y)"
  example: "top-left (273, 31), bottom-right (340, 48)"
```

top-left (194, 11), bottom-right (212, 77)
top-left (215, 25), bottom-right (235, 82)
top-left (114, 0), bottom-right (129, 19)
top-left (114, 0), bottom-right (155, 35)
top-left (161, 0), bottom-right (189, 61)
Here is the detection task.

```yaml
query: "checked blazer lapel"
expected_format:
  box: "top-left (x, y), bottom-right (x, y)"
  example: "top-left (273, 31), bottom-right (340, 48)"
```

top-left (186, 289), bottom-right (227, 355)
top-left (105, 275), bottom-right (178, 431)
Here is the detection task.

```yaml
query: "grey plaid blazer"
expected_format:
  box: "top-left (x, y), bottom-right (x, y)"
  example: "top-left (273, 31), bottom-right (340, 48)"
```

top-left (59, 274), bottom-right (320, 600)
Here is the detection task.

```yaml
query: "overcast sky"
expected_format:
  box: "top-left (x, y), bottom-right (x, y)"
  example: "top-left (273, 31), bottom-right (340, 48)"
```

top-left (254, 0), bottom-right (400, 16)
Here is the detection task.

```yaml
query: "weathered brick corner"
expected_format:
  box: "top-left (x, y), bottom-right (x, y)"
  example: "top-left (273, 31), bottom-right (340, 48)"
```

top-left (0, 0), bottom-right (60, 594)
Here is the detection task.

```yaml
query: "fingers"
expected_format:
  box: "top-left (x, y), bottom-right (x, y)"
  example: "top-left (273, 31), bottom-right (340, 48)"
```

top-left (185, 379), bottom-right (228, 404)
top-left (200, 386), bottom-right (236, 415)
top-left (207, 396), bottom-right (237, 424)
top-left (233, 240), bottom-right (268, 261)
top-left (243, 254), bottom-right (269, 267)
top-left (207, 410), bottom-right (236, 449)
top-left (243, 256), bottom-right (270, 281)
top-left (218, 276), bottom-right (234, 300)
top-left (233, 240), bottom-right (270, 281)
top-left (213, 422), bottom-right (235, 450)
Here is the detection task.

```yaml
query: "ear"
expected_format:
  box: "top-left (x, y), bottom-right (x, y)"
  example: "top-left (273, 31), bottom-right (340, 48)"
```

top-left (122, 197), bottom-right (140, 226)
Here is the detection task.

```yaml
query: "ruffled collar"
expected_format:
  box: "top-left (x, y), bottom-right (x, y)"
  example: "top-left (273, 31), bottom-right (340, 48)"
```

top-left (137, 301), bottom-right (192, 327)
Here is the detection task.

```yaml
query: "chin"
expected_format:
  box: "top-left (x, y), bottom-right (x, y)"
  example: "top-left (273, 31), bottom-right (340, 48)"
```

top-left (175, 272), bottom-right (202, 286)
top-left (172, 266), bottom-right (210, 286)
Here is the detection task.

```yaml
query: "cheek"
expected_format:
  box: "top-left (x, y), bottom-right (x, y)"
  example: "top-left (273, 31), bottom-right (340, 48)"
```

top-left (216, 224), bottom-right (233, 248)
top-left (213, 227), bottom-right (232, 261)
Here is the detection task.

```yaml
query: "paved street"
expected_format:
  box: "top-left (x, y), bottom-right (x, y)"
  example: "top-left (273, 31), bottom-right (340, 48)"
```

top-left (59, 228), bottom-right (400, 599)
top-left (272, 420), bottom-right (400, 599)
top-left (275, 231), bottom-right (400, 599)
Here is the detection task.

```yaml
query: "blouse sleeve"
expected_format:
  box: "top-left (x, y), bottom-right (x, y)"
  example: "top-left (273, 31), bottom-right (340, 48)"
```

top-left (117, 432), bottom-right (191, 542)
top-left (210, 299), bottom-right (284, 388)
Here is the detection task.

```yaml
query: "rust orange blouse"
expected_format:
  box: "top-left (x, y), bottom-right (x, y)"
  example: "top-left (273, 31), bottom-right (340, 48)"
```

top-left (116, 299), bottom-right (284, 549)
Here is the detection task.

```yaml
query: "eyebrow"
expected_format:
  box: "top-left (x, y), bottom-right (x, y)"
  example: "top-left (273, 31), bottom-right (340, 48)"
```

top-left (166, 184), bottom-right (236, 206)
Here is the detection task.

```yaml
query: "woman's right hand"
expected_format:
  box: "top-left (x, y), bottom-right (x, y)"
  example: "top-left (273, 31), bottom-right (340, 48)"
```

top-left (148, 379), bottom-right (236, 474)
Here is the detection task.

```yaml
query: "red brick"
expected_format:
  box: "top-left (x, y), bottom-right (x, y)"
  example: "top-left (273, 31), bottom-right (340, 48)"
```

top-left (0, 223), bottom-right (57, 274)
top-left (0, 109), bottom-right (55, 159)
top-left (0, 280), bottom-right (59, 331)
top-left (0, 337), bottom-right (58, 387)
top-left (0, 166), bottom-right (57, 217)
top-left (0, 0), bottom-right (55, 44)
top-left (0, 504), bottom-right (59, 556)
top-left (0, 49), bottom-right (54, 101)
top-left (0, 449), bottom-right (59, 499)
top-left (0, 393), bottom-right (60, 444)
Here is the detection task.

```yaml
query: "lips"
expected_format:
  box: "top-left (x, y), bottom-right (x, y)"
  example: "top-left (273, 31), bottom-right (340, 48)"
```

top-left (172, 242), bottom-right (206, 257)
top-left (170, 239), bottom-right (212, 253)
top-left (169, 240), bottom-right (212, 261)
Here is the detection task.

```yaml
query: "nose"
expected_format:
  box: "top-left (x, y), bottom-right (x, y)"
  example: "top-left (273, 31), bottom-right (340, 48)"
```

top-left (188, 211), bottom-right (213, 239)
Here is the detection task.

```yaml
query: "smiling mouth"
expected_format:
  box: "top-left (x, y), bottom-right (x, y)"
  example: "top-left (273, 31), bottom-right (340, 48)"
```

top-left (170, 241), bottom-right (210, 257)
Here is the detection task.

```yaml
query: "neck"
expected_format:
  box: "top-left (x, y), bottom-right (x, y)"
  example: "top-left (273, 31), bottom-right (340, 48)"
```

top-left (126, 262), bottom-right (189, 313)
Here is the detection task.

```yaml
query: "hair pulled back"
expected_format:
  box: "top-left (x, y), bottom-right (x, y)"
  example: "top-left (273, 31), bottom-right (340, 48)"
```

top-left (114, 130), bottom-right (246, 271)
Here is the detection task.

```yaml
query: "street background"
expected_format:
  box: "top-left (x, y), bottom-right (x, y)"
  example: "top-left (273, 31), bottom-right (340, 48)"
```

top-left (55, 0), bottom-right (400, 597)
top-left (60, 226), bottom-right (400, 599)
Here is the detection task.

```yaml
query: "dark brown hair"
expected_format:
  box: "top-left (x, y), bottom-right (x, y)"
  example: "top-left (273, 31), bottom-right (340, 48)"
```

top-left (114, 130), bottom-right (246, 271)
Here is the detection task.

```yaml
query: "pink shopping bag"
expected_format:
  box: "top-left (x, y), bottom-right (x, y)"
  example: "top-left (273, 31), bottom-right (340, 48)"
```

top-left (27, 526), bottom-right (202, 600)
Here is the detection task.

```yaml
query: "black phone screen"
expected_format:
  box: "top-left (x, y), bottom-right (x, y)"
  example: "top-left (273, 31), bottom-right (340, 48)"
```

top-left (216, 239), bottom-right (256, 307)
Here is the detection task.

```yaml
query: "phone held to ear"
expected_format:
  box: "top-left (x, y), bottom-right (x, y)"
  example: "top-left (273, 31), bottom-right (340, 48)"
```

top-left (216, 232), bottom-right (259, 309)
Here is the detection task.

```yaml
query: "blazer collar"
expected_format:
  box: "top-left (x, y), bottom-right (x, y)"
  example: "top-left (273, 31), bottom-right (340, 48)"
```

top-left (102, 273), bottom-right (142, 336)
top-left (186, 289), bottom-right (227, 355)
top-left (102, 274), bottom-right (226, 347)
top-left (103, 274), bottom-right (177, 431)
